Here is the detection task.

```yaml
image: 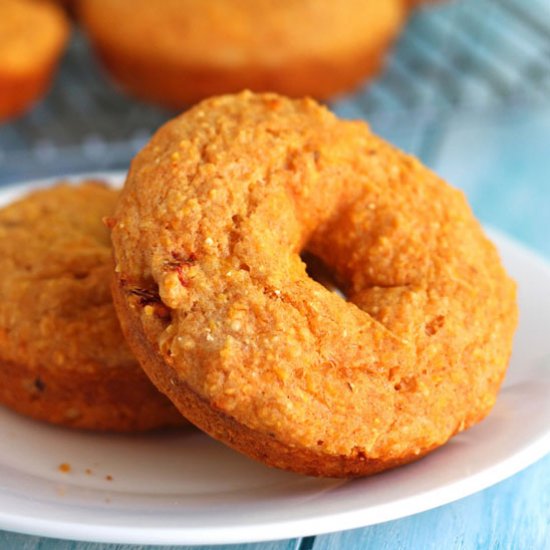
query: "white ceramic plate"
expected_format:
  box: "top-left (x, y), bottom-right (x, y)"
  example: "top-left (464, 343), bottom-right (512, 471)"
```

top-left (0, 175), bottom-right (549, 546)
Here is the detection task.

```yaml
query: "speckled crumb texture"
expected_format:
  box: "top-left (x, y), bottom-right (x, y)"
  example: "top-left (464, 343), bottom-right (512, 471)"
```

top-left (79, 0), bottom-right (405, 106)
top-left (0, 181), bottom-right (185, 431)
top-left (0, 0), bottom-right (69, 120)
top-left (111, 92), bottom-right (518, 477)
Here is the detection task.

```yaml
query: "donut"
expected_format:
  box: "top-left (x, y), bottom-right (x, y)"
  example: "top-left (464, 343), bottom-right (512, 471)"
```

top-left (0, 181), bottom-right (185, 431)
top-left (79, 0), bottom-right (405, 106)
top-left (0, 0), bottom-right (69, 120)
top-left (111, 92), bottom-right (517, 477)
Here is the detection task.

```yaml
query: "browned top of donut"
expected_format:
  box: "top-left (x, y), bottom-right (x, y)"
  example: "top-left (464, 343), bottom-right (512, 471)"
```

top-left (0, 182), bottom-right (137, 372)
top-left (112, 92), bottom-right (517, 464)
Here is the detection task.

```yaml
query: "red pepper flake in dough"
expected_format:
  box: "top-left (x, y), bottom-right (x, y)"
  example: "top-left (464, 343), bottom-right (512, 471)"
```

top-left (164, 252), bottom-right (198, 287)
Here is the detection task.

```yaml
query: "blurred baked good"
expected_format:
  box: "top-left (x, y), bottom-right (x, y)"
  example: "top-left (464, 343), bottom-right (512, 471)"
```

top-left (0, 0), bottom-right (69, 120)
top-left (79, 0), bottom-right (405, 106)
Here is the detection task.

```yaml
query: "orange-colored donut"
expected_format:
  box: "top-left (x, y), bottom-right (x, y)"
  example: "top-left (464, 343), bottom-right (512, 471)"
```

top-left (111, 92), bottom-right (517, 477)
top-left (0, 182), bottom-right (185, 431)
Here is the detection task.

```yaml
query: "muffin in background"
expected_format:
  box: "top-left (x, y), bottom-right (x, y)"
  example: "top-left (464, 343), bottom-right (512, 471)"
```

top-left (0, 0), bottom-right (69, 120)
top-left (79, 0), bottom-right (406, 107)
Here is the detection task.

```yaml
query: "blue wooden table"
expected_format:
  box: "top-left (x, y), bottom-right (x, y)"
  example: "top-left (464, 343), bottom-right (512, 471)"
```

top-left (0, 0), bottom-right (549, 548)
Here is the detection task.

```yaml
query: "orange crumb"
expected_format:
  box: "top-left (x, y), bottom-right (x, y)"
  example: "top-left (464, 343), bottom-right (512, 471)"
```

top-left (58, 462), bottom-right (71, 473)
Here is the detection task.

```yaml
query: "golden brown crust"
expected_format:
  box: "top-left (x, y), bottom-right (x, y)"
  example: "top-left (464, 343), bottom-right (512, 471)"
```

top-left (0, 181), bottom-right (184, 431)
top-left (0, 355), bottom-right (182, 432)
top-left (79, 0), bottom-right (405, 105)
top-left (0, 0), bottom-right (69, 120)
top-left (89, 35), bottom-right (394, 108)
top-left (112, 274), bottom-right (437, 477)
top-left (111, 92), bottom-right (517, 476)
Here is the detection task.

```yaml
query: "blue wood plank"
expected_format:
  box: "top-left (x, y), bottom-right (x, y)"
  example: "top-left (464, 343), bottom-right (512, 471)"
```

top-left (433, 107), bottom-right (550, 259)
top-left (312, 454), bottom-right (550, 550)
top-left (0, 531), bottom-right (301, 550)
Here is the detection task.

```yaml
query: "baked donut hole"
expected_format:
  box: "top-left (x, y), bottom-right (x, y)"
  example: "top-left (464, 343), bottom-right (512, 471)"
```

top-left (301, 251), bottom-right (346, 298)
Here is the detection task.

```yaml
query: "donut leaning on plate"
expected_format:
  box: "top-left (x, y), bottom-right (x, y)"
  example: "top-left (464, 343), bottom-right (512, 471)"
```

top-left (110, 92), bottom-right (517, 477)
top-left (0, 0), bottom-right (69, 120)
top-left (0, 181), bottom-right (185, 431)
top-left (79, 0), bottom-right (405, 106)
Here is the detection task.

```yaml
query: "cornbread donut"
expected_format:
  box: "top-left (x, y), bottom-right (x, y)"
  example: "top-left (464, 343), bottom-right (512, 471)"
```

top-left (111, 92), bottom-right (517, 477)
top-left (0, 0), bottom-right (69, 120)
top-left (79, 0), bottom-right (405, 106)
top-left (0, 182), bottom-right (184, 431)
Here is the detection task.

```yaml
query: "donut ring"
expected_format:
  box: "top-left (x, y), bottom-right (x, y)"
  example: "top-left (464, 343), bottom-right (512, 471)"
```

top-left (79, 0), bottom-right (405, 105)
top-left (111, 92), bottom-right (517, 477)
top-left (0, 182), bottom-right (184, 431)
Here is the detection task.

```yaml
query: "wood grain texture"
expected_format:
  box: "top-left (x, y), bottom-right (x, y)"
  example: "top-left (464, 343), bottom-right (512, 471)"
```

top-left (0, 532), bottom-right (301, 550)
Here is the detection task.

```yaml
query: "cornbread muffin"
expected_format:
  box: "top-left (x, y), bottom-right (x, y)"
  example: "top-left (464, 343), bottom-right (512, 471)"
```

top-left (111, 92), bottom-right (517, 477)
top-left (79, 0), bottom-right (405, 106)
top-left (0, 182), bottom-right (184, 431)
top-left (0, 0), bottom-right (69, 120)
